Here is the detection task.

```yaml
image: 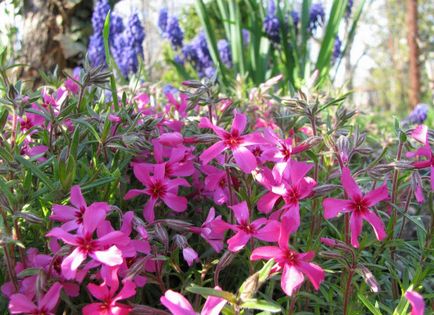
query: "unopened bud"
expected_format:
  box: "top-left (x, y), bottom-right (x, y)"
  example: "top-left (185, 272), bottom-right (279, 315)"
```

top-left (155, 219), bottom-right (192, 232)
top-left (154, 223), bottom-right (169, 251)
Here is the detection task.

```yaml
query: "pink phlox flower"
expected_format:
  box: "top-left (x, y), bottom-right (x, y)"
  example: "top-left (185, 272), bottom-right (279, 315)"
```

top-left (322, 167), bottom-right (389, 248)
top-left (159, 132), bottom-right (184, 147)
top-left (83, 280), bottom-right (136, 315)
top-left (199, 110), bottom-right (267, 173)
top-left (202, 165), bottom-right (231, 205)
top-left (19, 104), bottom-right (45, 134)
top-left (165, 92), bottom-right (188, 118)
top-left (149, 141), bottom-right (195, 177)
top-left (250, 213), bottom-right (324, 296)
top-left (257, 160), bottom-right (316, 226)
top-left (9, 282), bottom-right (62, 315)
top-left (47, 204), bottom-right (129, 280)
top-left (134, 93), bottom-right (152, 114)
top-left (227, 201), bottom-right (280, 252)
top-left (190, 207), bottom-right (230, 252)
top-left (161, 288), bottom-right (227, 315)
top-left (407, 125), bottom-right (433, 191)
top-left (50, 185), bottom-right (110, 232)
top-left (405, 290), bottom-right (425, 315)
top-left (124, 163), bottom-right (190, 223)
top-left (21, 141), bottom-right (48, 162)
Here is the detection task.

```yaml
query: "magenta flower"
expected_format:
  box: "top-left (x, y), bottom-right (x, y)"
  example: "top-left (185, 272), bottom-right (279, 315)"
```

top-left (199, 110), bottom-right (266, 173)
top-left (83, 280), bottom-right (136, 315)
top-left (9, 282), bottom-right (62, 315)
top-left (407, 125), bottom-right (433, 191)
top-left (405, 290), bottom-right (425, 315)
top-left (250, 214), bottom-right (324, 296)
top-left (50, 185), bottom-right (110, 232)
top-left (190, 207), bottom-right (230, 252)
top-left (227, 201), bottom-right (280, 252)
top-left (47, 206), bottom-right (129, 280)
top-left (202, 165), bottom-right (231, 205)
top-left (124, 163), bottom-right (190, 222)
top-left (257, 160), bottom-right (316, 226)
top-left (161, 288), bottom-right (227, 315)
top-left (322, 167), bottom-right (389, 248)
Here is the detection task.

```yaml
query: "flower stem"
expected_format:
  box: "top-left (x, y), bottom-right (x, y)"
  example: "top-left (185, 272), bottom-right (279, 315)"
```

top-left (342, 269), bottom-right (354, 315)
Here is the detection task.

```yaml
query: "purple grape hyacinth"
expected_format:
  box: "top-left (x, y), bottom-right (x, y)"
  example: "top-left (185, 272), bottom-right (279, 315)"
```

top-left (167, 16), bottom-right (184, 49)
top-left (406, 104), bottom-right (429, 125)
top-left (309, 3), bottom-right (325, 33)
top-left (263, 0), bottom-right (280, 44)
top-left (158, 8), bottom-right (169, 33)
top-left (127, 14), bottom-right (145, 58)
top-left (88, 0), bottom-right (110, 66)
top-left (218, 39), bottom-right (232, 68)
top-left (333, 36), bottom-right (342, 62)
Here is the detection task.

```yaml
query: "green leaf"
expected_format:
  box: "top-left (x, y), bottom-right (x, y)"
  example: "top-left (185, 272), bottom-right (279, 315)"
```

top-left (15, 155), bottom-right (55, 190)
top-left (73, 118), bottom-right (101, 142)
top-left (357, 293), bottom-right (383, 315)
top-left (186, 284), bottom-right (237, 303)
top-left (241, 298), bottom-right (282, 313)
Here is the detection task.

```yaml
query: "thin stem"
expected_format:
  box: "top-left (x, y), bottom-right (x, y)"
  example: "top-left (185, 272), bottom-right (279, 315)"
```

top-left (342, 269), bottom-right (354, 315)
top-left (288, 291), bottom-right (298, 315)
top-left (397, 187), bottom-right (413, 239)
top-left (390, 138), bottom-right (404, 234)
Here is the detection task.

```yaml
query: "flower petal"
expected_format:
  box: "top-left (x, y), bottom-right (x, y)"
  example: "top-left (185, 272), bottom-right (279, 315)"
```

top-left (124, 189), bottom-right (146, 200)
top-left (50, 205), bottom-right (77, 221)
top-left (233, 146), bottom-right (257, 173)
top-left (87, 283), bottom-right (109, 301)
top-left (349, 213), bottom-right (363, 248)
top-left (132, 163), bottom-right (152, 186)
top-left (83, 206), bottom-right (106, 235)
top-left (114, 280), bottom-right (136, 302)
top-left (281, 264), bottom-right (304, 296)
top-left (341, 167), bottom-right (362, 199)
top-left (39, 282), bottom-right (63, 311)
top-left (411, 125), bottom-right (428, 144)
top-left (405, 290), bottom-right (425, 315)
top-left (298, 262), bottom-right (325, 290)
top-left (288, 160), bottom-right (313, 185)
top-left (91, 245), bottom-right (123, 266)
top-left (231, 110), bottom-right (247, 134)
top-left (200, 141), bottom-right (226, 165)
top-left (162, 193), bottom-right (188, 212)
top-left (229, 201), bottom-right (249, 224)
top-left (9, 294), bottom-right (37, 314)
top-left (160, 290), bottom-right (195, 315)
top-left (227, 231), bottom-right (251, 252)
top-left (61, 247), bottom-right (87, 280)
top-left (46, 227), bottom-right (78, 245)
top-left (201, 288), bottom-right (227, 315)
top-left (364, 184), bottom-right (389, 206)
top-left (258, 192), bottom-right (281, 214)
top-left (143, 198), bottom-right (157, 223)
top-left (250, 246), bottom-right (282, 261)
top-left (323, 198), bottom-right (352, 219)
top-left (255, 220), bottom-right (280, 242)
top-left (362, 211), bottom-right (386, 241)
top-left (70, 185), bottom-right (86, 209)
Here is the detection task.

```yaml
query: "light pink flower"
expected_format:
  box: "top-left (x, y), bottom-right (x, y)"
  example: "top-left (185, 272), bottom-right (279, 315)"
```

top-left (9, 282), bottom-right (62, 315)
top-left (323, 167), bottom-right (389, 248)
top-left (405, 290), bottom-right (425, 315)
top-left (227, 201), bottom-right (280, 252)
top-left (250, 213), bottom-right (324, 296)
top-left (199, 110), bottom-right (266, 173)
top-left (83, 280), bottom-right (136, 315)
top-left (407, 125), bottom-right (433, 191)
top-left (161, 288), bottom-right (227, 315)
top-left (124, 163), bottom-right (190, 222)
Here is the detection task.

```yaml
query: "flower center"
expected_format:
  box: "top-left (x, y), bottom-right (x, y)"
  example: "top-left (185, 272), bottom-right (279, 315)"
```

top-left (280, 145), bottom-right (291, 160)
top-left (252, 146), bottom-right (263, 157)
top-left (240, 223), bottom-right (255, 234)
top-left (284, 187), bottom-right (299, 205)
top-left (20, 118), bottom-right (33, 130)
top-left (77, 234), bottom-right (97, 254)
top-left (218, 178), bottom-right (226, 188)
top-left (149, 180), bottom-right (167, 198)
top-left (224, 131), bottom-right (242, 149)
top-left (284, 249), bottom-right (297, 264)
top-left (74, 206), bottom-right (86, 224)
top-left (350, 196), bottom-right (369, 214)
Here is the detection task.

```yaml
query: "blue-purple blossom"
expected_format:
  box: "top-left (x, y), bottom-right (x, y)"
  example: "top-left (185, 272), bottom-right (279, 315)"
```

top-left (174, 55), bottom-right (184, 65)
top-left (242, 29), bottom-right (250, 45)
top-left (163, 84), bottom-right (179, 95)
top-left (127, 14), bottom-right (145, 58)
top-left (88, 0), bottom-right (110, 66)
top-left (406, 104), bottom-right (429, 125)
top-left (182, 32), bottom-right (214, 78)
top-left (263, 0), bottom-right (280, 43)
top-left (332, 36), bottom-right (342, 62)
top-left (110, 14), bottom-right (124, 45)
top-left (158, 8), bottom-right (169, 33)
top-left (309, 3), bottom-right (325, 33)
top-left (218, 39), bottom-right (232, 68)
top-left (166, 16), bottom-right (184, 49)
top-left (290, 10), bottom-right (300, 26)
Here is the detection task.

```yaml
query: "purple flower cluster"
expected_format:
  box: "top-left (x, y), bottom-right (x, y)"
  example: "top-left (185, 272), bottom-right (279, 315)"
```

top-left (332, 36), bottom-right (342, 62)
top-left (182, 32), bottom-right (215, 78)
top-left (88, 1), bottom-right (146, 77)
top-left (346, 0), bottom-right (354, 19)
top-left (217, 39), bottom-right (232, 68)
top-left (290, 10), bottom-right (300, 26)
top-left (406, 104), bottom-right (429, 125)
top-left (263, 0), bottom-right (280, 44)
top-left (88, 0), bottom-right (110, 66)
top-left (309, 3), bottom-right (325, 33)
top-left (158, 8), bottom-right (169, 33)
top-left (166, 17), bottom-right (184, 49)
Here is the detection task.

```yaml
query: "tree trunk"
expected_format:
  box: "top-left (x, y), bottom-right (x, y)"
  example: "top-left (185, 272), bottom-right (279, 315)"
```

top-left (406, 0), bottom-right (420, 108)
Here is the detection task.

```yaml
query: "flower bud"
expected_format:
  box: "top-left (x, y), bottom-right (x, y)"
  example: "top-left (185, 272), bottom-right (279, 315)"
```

top-left (155, 219), bottom-right (192, 232)
top-left (154, 223), bottom-right (169, 251)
